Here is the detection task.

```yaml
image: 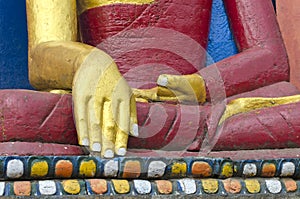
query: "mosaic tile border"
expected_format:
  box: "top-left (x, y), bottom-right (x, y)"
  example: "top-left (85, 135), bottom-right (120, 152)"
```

top-left (0, 178), bottom-right (300, 196)
top-left (0, 156), bottom-right (300, 180)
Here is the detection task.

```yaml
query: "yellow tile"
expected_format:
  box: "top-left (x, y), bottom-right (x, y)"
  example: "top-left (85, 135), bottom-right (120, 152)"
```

top-left (171, 162), bottom-right (187, 177)
top-left (202, 179), bottom-right (219, 194)
top-left (112, 180), bottom-right (130, 194)
top-left (62, 180), bottom-right (81, 195)
top-left (79, 160), bottom-right (96, 177)
top-left (31, 161), bottom-right (49, 177)
top-left (245, 179), bottom-right (260, 194)
top-left (221, 162), bottom-right (233, 178)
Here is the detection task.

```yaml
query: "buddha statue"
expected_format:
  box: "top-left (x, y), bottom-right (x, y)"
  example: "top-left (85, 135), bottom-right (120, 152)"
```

top-left (0, 0), bottom-right (299, 158)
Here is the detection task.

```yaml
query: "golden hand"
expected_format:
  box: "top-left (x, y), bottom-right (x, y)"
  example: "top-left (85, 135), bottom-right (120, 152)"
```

top-left (134, 74), bottom-right (206, 104)
top-left (73, 49), bottom-right (138, 158)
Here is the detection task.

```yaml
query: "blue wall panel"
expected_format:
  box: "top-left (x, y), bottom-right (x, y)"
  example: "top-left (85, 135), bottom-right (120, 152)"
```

top-left (206, 0), bottom-right (238, 65)
top-left (0, 0), bottom-right (33, 89)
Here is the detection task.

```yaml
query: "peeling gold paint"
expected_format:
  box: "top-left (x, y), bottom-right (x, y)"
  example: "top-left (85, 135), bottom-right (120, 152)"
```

top-left (219, 95), bottom-right (300, 125)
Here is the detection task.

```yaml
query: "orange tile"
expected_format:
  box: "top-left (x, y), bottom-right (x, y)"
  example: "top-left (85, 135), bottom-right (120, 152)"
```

top-left (122, 160), bottom-right (141, 178)
top-left (223, 178), bottom-right (241, 194)
top-left (89, 179), bottom-right (108, 194)
top-left (261, 163), bottom-right (276, 177)
top-left (55, 160), bottom-right (73, 178)
top-left (14, 181), bottom-right (31, 196)
top-left (283, 179), bottom-right (297, 192)
top-left (156, 180), bottom-right (173, 194)
top-left (191, 161), bottom-right (212, 177)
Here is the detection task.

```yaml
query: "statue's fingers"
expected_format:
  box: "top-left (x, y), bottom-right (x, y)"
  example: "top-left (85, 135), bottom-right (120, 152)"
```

top-left (132, 88), bottom-right (159, 101)
top-left (87, 96), bottom-right (102, 152)
top-left (157, 86), bottom-right (176, 98)
top-left (157, 74), bottom-right (190, 93)
top-left (115, 128), bottom-right (129, 156)
top-left (101, 101), bottom-right (116, 158)
top-left (73, 94), bottom-right (90, 147)
top-left (115, 100), bottom-right (130, 156)
top-left (129, 95), bottom-right (139, 137)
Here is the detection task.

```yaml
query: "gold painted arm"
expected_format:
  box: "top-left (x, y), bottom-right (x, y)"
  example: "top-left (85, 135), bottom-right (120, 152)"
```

top-left (26, 0), bottom-right (78, 89)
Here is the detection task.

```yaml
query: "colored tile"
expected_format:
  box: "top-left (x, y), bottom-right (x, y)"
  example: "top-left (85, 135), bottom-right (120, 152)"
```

top-left (148, 161), bottom-right (166, 178)
top-left (31, 160), bottom-right (49, 178)
top-left (39, 180), bottom-right (57, 195)
top-left (223, 178), bottom-right (241, 194)
top-left (112, 180), bottom-right (130, 194)
top-left (191, 161), bottom-right (212, 177)
top-left (266, 179), bottom-right (282, 194)
top-left (134, 180), bottom-right (152, 195)
top-left (55, 160), bottom-right (73, 178)
top-left (280, 162), bottom-right (295, 177)
top-left (243, 163), bottom-right (257, 177)
top-left (171, 162), bottom-right (187, 177)
top-left (89, 179), bottom-right (107, 195)
top-left (122, 160), bottom-right (141, 178)
top-left (79, 159), bottom-right (97, 178)
top-left (14, 181), bottom-right (31, 196)
top-left (220, 162), bottom-right (233, 178)
top-left (156, 180), bottom-right (173, 194)
top-left (178, 179), bottom-right (196, 194)
top-left (6, 159), bottom-right (24, 179)
top-left (62, 180), bottom-right (81, 195)
top-left (245, 179), bottom-right (260, 194)
top-left (104, 160), bottom-right (119, 177)
top-left (261, 163), bottom-right (276, 177)
top-left (0, 182), bottom-right (5, 196)
top-left (283, 179), bottom-right (297, 192)
top-left (202, 179), bottom-right (219, 194)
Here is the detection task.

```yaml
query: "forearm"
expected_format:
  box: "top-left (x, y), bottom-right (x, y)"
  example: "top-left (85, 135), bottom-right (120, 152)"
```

top-left (26, 0), bottom-right (79, 89)
top-left (201, 44), bottom-right (289, 101)
top-left (200, 0), bottom-right (289, 101)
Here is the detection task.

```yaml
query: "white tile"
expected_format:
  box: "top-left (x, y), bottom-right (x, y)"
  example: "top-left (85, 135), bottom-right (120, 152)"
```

top-left (243, 163), bottom-right (257, 177)
top-left (148, 161), bottom-right (166, 178)
top-left (266, 179), bottom-right (282, 194)
top-left (281, 162), bottom-right (295, 177)
top-left (134, 180), bottom-right (152, 194)
top-left (39, 180), bottom-right (57, 195)
top-left (178, 179), bottom-right (196, 194)
top-left (0, 182), bottom-right (5, 196)
top-left (6, 159), bottom-right (24, 179)
top-left (104, 160), bottom-right (118, 177)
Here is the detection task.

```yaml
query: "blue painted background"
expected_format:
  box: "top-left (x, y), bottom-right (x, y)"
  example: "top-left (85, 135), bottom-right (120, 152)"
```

top-left (0, 0), bottom-right (244, 89)
top-left (0, 0), bottom-right (33, 89)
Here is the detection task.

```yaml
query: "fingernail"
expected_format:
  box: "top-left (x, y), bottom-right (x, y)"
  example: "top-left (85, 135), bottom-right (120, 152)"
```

top-left (157, 75), bottom-right (168, 86)
top-left (82, 138), bottom-right (89, 146)
top-left (92, 143), bottom-right (101, 152)
top-left (117, 148), bottom-right (127, 156)
top-left (131, 124), bottom-right (139, 137)
top-left (104, 150), bottom-right (114, 158)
